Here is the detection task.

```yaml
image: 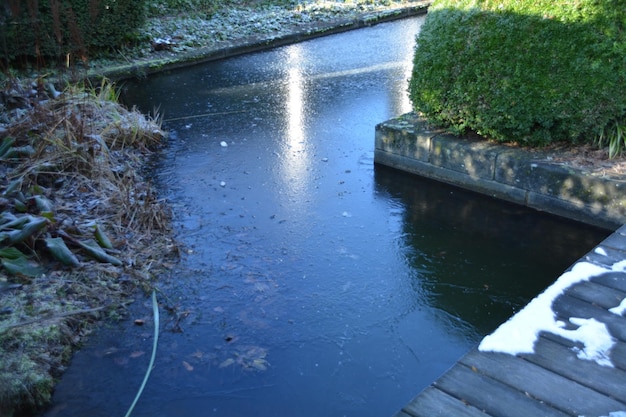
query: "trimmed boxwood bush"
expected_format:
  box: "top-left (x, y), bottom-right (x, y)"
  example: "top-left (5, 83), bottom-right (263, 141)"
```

top-left (409, 0), bottom-right (626, 148)
top-left (0, 0), bottom-right (146, 66)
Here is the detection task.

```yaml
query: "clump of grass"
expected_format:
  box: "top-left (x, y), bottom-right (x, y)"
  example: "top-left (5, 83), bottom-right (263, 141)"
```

top-left (596, 117), bottom-right (626, 159)
top-left (0, 78), bottom-right (176, 416)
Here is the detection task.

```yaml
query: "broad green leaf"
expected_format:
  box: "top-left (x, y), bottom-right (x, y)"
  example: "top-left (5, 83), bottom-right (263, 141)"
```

top-left (93, 224), bottom-right (113, 249)
top-left (2, 145), bottom-right (35, 159)
top-left (34, 195), bottom-right (54, 213)
top-left (0, 136), bottom-right (15, 158)
top-left (0, 247), bottom-right (27, 260)
top-left (0, 215), bottom-right (29, 231)
top-left (13, 199), bottom-right (27, 212)
top-left (45, 237), bottom-right (80, 267)
top-left (77, 239), bottom-right (122, 266)
top-left (2, 256), bottom-right (44, 277)
top-left (3, 177), bottom-right (21, 197)
top-left (7, 216), bottom-right (48, 244)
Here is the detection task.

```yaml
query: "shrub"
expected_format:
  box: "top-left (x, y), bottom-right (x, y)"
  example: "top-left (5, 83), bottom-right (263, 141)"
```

top-left (0, 0), bottom-right (147, 67)
top-left (409, 0), bottom-right (626, 149)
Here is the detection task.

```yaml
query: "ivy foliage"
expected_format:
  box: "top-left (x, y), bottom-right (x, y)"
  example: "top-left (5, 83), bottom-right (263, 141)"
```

top-left (409, 0), bottom-right (626, 147)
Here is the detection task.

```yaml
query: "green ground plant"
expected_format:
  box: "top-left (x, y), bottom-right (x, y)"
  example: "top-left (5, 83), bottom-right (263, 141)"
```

top-left (409, 0), bottom-right (626, 155)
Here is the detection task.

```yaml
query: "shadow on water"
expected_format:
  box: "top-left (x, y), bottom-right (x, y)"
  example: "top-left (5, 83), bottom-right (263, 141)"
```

top-left (42, 16), bottom-right (610, 417)
top-left (373, 165), bottom-right (608, 336)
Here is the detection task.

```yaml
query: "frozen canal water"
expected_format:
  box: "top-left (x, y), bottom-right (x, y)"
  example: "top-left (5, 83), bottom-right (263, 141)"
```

top-left (42, 15), bottom-right (609, 417)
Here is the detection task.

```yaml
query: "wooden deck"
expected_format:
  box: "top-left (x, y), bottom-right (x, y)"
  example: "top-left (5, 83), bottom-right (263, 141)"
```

top-left (395, 224), bottom-right (626, 417)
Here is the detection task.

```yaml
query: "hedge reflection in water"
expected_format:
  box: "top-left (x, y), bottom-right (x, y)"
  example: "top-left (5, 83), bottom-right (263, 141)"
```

top-left (374, 165), bottom-right (607, 337)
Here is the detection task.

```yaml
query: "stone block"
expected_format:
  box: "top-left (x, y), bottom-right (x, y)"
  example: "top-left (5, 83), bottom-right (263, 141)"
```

top-left (374, 112), bottom-right (626, 229)
top-left (430, 134), bottom-right (500, 180)
top-left (375, 113), bottom-right (440, 162)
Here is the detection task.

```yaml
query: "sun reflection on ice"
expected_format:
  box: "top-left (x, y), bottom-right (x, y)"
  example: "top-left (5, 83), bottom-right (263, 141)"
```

top-left (281, 44), bottom-right (312, 199)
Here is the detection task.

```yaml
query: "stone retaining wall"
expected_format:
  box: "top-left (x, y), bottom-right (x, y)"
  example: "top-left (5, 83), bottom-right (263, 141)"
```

top-left (375, 113), bottom-right (626, 230)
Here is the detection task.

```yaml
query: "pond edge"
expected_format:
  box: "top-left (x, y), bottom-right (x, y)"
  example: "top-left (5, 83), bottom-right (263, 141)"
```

top-left (375, 112), bottom-right (626, 231)
top-left (94, 3), bottom-right (431, 82)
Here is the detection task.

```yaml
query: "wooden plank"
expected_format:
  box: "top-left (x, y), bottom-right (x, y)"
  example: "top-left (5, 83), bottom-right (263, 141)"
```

top-left (565, 280), bottom-right (626, 310)
top-left (592, 271), bottom-right (626, 294)
top-left (582, 247), bottom-right (626, 268)
top-left (433, 361), bottom-right (570, 417)
top-left (401, 386), bottom-right (489, 417)
top-left (599, 232), bottom-right (626, 253)
top-left (542, 333), bottom-right (626, 372)
top-left (460, 350), bottom-right (626, 416)
top-left (551, 294), bottom-right (626, 342)
top-left (611, 341), bottom-right (626, 371)
top-left (519, 335), bottom-right (626, 403)
top-left (397, 234), bottom-right (626, 417)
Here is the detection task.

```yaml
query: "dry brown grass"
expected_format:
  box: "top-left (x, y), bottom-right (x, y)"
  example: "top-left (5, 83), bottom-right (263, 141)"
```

top-left (0, 78), bottom-right (177, 416)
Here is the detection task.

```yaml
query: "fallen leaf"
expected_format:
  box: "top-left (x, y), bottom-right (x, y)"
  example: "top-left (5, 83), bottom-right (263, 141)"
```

top-left (114, 356), bottom-right (129, 366)
top-left (98, 347), bottom-right (118, 357)
top-left (251, 358), bottom-right (268, 371)
top-left (182, 361), bottom-right (194, 371)
top-left (130, 351), bottom-right (145, 358)
top-left (219, 358), bottom-right (235, 368)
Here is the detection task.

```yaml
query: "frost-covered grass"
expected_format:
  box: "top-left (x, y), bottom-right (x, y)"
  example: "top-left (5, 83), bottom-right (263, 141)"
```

top-left (89, 1), bottom-right (425, 70)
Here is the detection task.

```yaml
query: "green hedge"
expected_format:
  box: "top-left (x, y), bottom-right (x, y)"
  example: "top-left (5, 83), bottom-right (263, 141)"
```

top-left (0, 0), bottom-right (146, 65)
top-left (409, 0), bottom-right (626, 147)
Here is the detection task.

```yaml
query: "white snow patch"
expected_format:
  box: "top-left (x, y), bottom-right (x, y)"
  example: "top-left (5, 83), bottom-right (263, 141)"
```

top-left (565, 318), bottom-right (614, 367)
top-left (594, 246), bottom-right (608, 256)
top-left (609, 298), bottom-right (626, 316)
top-left (479, 259), bottom-right (626, 367)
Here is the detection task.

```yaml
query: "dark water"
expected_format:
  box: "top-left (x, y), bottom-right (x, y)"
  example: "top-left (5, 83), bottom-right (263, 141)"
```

top-left (43, 16), bottom-right (609, 417)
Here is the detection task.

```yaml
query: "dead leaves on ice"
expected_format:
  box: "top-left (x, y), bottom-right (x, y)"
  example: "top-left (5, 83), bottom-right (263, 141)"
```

top-left (218, 345), bottom-right (269, 372)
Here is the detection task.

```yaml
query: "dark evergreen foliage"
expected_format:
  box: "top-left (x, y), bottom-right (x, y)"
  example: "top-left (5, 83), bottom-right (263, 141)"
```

top-left (409, 0), bottom-right (626, 147)
top-left (0, 0), bottom-right (146, 66)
